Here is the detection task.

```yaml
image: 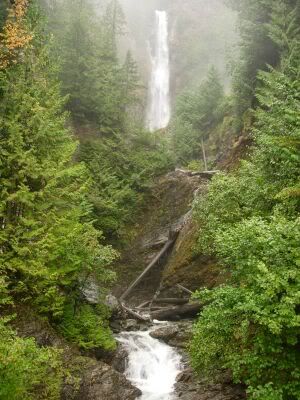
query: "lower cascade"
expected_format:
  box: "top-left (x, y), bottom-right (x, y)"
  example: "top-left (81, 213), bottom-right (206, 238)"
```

top-left (118, 330), bottom-right (182, 400)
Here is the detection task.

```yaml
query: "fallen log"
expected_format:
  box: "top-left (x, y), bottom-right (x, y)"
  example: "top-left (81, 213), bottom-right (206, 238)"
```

top-left (136, 306), bottom-right (168, 311)
top-left (121, 303), bottom-right (149, 322)
top-left (150, 302), bottom-right (203, 321)
top-left (174, 168), bottom-right (220, 179)
top-left (176, 284), bottom-right (193, 295)
top-left (152, 298), bottom-right (189, 305)
top-left (120, 237), bottom-right (176, 301)
top-left (190, 170), bottom-right (220, 179)
top-left (136, 300), bottom-right (150, 309)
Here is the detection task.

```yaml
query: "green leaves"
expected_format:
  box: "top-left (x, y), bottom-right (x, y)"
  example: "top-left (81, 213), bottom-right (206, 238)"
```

top-left (172, 66), bottom-right (225, 164)
top-left (59, 303), bottom-right (116, 351)
top-left (190, 4), bottom-right (300, 398)
top-left (0, 3), bottom-right (116, 318)
top-left (78, 130), bottom-right (173, 240)
top-left (0, 319), bottom-right (63, 400)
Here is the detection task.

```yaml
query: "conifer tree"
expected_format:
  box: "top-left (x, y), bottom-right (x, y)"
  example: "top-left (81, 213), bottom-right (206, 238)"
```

top-left (190, 3), bottom-right (300, 398)
top-left (173, 66), bottom-right (224, 167)
top-left (0, 2), bottom-right (116, 317)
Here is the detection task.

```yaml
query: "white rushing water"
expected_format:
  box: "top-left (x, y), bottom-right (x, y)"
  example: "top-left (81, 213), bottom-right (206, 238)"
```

top-left (147, 10), bottom-right (171, 132)
top-left (118, 330), bottom-right (182, 400)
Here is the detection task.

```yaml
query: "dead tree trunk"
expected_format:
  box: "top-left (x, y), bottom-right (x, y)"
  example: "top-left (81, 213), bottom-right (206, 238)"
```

top-left (120, 303), bottom-right (149, 322)
top-left (201, 137), bottom-right (208, 171)
top-left (152, 298), bottom-right (189, 305)
top-left (150, 302), bottom-right (203, 321)
top-left (120, 236), bottom-right (177, 301)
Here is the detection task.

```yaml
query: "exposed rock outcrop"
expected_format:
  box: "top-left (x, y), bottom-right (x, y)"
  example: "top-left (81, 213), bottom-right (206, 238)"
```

top-left (75, 362), bottom-right (141, 400)
top-left (149, 321), bottom-right (192, 348)
top-left (162, 215), bottom-right (225, 294)
top-left (175, 367), bottom-right (245, 400)
top-left (114, 170), bottom-right (203, 305)
top-left (150, 324), bottom-right (179, 342)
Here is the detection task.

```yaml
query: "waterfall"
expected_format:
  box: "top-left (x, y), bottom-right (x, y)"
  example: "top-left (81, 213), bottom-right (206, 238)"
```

top-left (118, 330), bottom-right (182, 400)
top-left (147, 10), bottom-right (171, 132)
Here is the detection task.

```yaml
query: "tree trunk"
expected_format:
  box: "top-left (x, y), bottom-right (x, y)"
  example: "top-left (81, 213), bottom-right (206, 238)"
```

top-left (201, 138), bottom-right (208, 171)
top-left (152, 298), bottom-right (189, 305)
top-left (120, 237), bottom-right (177, 301)
top-left (150, 302), bottom-right (203, 321)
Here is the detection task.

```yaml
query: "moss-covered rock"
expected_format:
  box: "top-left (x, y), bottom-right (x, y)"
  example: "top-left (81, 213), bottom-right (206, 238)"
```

top-left (162, 216), bottom-right (226, 292)
top-left (113, 170), bottom-right (203, 303)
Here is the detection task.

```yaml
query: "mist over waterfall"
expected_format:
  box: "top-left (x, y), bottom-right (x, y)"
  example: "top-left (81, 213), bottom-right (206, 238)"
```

top-left (118, 330), bottom-right (182, 400)
top-left (147, 10), bottom-right (171, 132)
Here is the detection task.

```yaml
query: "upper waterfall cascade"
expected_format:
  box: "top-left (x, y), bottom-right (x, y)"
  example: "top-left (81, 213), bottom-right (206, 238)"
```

top-left (118, 330), bottom-right (182, 400)
top-left (147, 10), bottom-right (171, 132)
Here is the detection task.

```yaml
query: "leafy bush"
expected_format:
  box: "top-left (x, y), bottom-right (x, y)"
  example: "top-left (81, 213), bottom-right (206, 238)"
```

top-left (190, 7), bottom-right (300, 399)
top-left (171, 66), bottom-right (225, 165)
top-left (190, 216), bottom-right (300, 398)
top-left (78, 129), bottom-right (173, 240)
top-left (59, 303), bottom-right (116, 350)
top-left (186, 160), bottom-right (204, 171)
top-left (0, 319), bottom-right (63, 400)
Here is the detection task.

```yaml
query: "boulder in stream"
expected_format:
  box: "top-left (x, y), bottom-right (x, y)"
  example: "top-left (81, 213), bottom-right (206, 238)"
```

top-left (76, 361), bottom-right (141, 400)
top-left (175, 367), bottom-right (246, 400)
top-left (150, 325), bottom-right (179, 342)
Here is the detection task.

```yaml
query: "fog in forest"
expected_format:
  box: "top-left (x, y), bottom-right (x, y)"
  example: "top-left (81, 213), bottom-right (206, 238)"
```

top-left (119, 0), bottom-right (238, 95)
top-left (2, 0), bottom-right (298, 399)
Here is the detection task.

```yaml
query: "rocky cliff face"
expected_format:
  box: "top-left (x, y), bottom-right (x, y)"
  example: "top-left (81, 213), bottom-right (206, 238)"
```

top-left (113, 170), bottom-right (201, 303)
top-left (13, 306), bottom-right (140, 400)
top-left (113, 169), bottom-right (225, 304)
top-left (162, 215), bottom-right (225, 293)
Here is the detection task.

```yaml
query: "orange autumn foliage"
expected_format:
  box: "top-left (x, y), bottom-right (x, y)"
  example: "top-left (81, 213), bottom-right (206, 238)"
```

top-left (0, 0), bottom-right (33, 69)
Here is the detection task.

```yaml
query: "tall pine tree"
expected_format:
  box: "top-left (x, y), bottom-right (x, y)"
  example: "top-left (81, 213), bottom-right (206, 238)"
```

top-left (0, 1), bottom-right (116, 317)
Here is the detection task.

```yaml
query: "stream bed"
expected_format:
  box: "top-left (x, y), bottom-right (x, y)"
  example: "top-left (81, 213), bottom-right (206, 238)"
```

top-left (118, 329), bottom-right (182, 400)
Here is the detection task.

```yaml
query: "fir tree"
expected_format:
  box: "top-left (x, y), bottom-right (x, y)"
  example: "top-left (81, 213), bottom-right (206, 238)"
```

top-left (0, 2), bottom-right (116, 317)
top-left (172, 66), bottom-right (224, 167)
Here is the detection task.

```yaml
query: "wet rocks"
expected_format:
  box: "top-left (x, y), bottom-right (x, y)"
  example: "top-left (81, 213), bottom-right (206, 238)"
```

top-left (175, 367), bottom-right (245, 400)
top-left (168, 321), bottom-right (193, 348)
top-left (76, 361), bottom-right (141, 400)
top-left (149, 321), bottom-right (193, 348)
top-left (81, 277), bottom-right (100, 305)
top-left (105, 294), bottom-right (120, 314)
top-left (110, 346), bottom-right (129, 373)
top-left (122, 319), bottom-right (139, 331)
top-left (150, 325), bottom-right (179, 342)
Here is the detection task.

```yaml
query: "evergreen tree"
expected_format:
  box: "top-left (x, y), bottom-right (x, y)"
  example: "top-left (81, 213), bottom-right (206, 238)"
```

top-left (190, 5), bottom-right (300, 398)
top-left (103, 0), bottom-right (126, 49)
top-left (0, 2), bottom-right (116, 318)
top-left (121, 50), bottom-right (140, 110)
top-left (172, 66), bottom-right (224, 167)
top-left (227, 0), bottom-right (280, 130)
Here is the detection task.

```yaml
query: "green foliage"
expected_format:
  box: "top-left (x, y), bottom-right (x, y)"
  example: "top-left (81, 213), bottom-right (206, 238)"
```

top-left (186, 160), bottom-right (204, 172)
top-left (78, 129), bottom-right (173, 239)
top-left (191, 216), bottom-right (300, 399)
top-left (41, 0), bottom-right (164, 241)
top-left (0, 2), bottom-right (116, 316)
top-left (0, 1), bottom-right (9, 31)
top-left (59, 303), bottom-right (116, 350)
top-left (227, 0), bottom-right (280, 130)
top-left (43, 0), bottom-right (139, 133)
top-left (171, 66), bottom-right (225, 165)
top-left (191, 7), bottom-right (300, 399)
top-left (0, 319), bottom-right (63, 400)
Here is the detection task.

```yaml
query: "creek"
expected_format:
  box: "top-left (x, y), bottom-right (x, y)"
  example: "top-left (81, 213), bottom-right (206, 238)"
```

top-left (118, 327), bottom-right (182, 400)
